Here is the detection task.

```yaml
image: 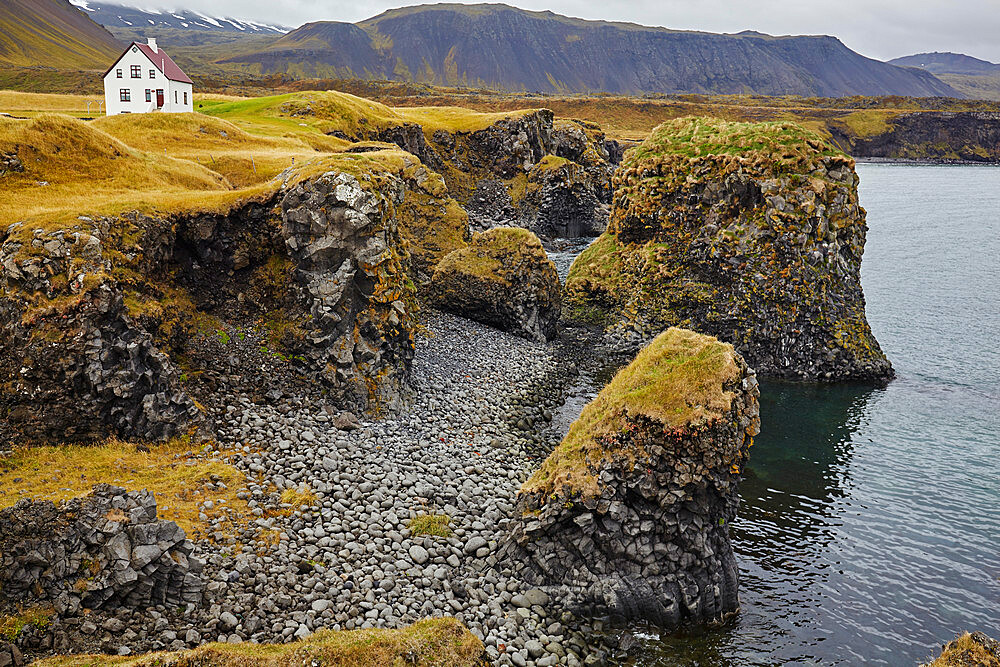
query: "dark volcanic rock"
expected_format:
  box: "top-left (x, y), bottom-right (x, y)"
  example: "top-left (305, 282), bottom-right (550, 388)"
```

top-left (0, 229), bottom-right (199, 444)
top-left (0, 484), bottom-right (204, 613)
top-left (500, 328), bottom-right (760, 628)
top-left (0, 169), bottom-right (418, 444)
top-left (429, 227), bottom-right (560, 342)
top-left (566, 117), bottom-right (893, 382)
top-left (831, 111), bottom-right (1000, 162)
top-left (279, 170), bottom-right (415, 410)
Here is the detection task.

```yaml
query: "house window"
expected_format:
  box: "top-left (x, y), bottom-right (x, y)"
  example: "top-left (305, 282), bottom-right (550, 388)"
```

top-left (149, 69), bottom-right (156, 78)
top-left (116, 69), bottom-right (122, 78)
top-left (119, 89), bottom-right (131, 102)
top-left (174, 91), bottom-right (178, 104)
top-left (130, 65), bottom-right (141, 78)
top-left (183, 91), bottom-right (188, 105)
top-left (145, 89), bottom-right (151, 102)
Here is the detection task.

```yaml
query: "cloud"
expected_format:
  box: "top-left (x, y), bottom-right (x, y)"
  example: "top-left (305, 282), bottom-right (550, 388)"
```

top-left (113, 0), bottom-right (1000, 63)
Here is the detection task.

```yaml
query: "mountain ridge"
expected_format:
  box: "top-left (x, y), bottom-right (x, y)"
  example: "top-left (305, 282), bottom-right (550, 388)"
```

top-left (219, 3), bottom-right (960, 98)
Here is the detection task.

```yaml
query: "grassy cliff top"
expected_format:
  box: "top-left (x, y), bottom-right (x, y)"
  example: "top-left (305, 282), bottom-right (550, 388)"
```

top-left (198, 89), bottom-right (541, 139)
top-left (623, 116), bottom-right (846, 177)
top-left (522, 327), bottom-right (740, 498)
top-left (433, 227), bottom-right (552, 282)
top-left (0, 437), bottom-right (249, 538)
top-left (32, 617), bottom-right (484, 667)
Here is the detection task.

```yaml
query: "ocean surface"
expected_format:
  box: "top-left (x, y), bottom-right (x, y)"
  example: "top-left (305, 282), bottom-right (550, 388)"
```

top-left (576, 164), bottom-right (1000, 665)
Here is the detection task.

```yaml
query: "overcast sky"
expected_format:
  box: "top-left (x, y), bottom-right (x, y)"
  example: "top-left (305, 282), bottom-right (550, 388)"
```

top-left (136, 0), bottom-right (1000, 63)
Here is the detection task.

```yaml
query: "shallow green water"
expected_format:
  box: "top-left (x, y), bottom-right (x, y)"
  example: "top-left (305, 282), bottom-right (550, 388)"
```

top-left (637, 164), bottom-right (1000, 665)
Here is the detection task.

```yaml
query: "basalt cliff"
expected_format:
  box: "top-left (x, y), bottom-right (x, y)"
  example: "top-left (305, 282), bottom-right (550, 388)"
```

top-left (500, 328), bottom-right (759, 627)
top-left (565, 117), bottom-right (893, 382)
top-left (0, 158), bottom-right (417, 444)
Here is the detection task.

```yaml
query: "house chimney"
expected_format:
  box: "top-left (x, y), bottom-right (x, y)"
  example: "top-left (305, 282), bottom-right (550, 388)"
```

top-left (147, 37), bottom-right (158, 53)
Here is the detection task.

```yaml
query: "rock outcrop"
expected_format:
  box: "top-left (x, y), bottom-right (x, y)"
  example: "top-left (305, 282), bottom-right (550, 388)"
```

top-left (500, 328), bottom-right (759, 628)
top-left (280, 171), bottom-right (415, 409)
top-left (927, 632), bottom-right (1000, 667)
top-left (565, 117), bottom-right (893, 382)
top-left (831, 111), bottom-right (1000, 162)
top-left (359, 110), bottom-right (620, 238)
top-left (0, 484), bottom-right (204, 615)
top-left (429, 228), bottom-right (561, 342)
top-left (0, 164), bottom-right (419, 444)
top-left (0, 230), bottom-right (199, 444)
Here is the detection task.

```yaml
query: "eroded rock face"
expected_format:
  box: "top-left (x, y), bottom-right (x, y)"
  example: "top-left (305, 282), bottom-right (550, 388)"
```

top-left (429, 228), bottom-right (561, 342)
top-left (0, 169), bottom-right (418, 444)
top-left (280, 171), bottom-right (415, 410)
top-left (0, 228), bottom-right (199, 444)
top-left (363, 112), bottom-right (621, 238)
top-left (566, 117), bottom-right (893, 382)
top-left (0, 484), bottom-right (204, 614)
top-left (500, 328), bottom-right (759, 628)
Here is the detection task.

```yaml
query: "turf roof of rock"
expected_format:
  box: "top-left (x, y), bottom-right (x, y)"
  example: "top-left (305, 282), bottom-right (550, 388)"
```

top-left (522, 327), bottom-right (740, 498)
top-left (623, 115), bottom-right (844, 177)
top-left (433, 227), bottom-right (552, 282)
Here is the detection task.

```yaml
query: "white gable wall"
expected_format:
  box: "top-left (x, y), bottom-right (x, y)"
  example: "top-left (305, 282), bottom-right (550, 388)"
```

top-left (103, 45), bottom-right (193, 116)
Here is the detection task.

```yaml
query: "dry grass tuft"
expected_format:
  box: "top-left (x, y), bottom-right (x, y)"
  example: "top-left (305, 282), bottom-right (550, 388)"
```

top-left (408, 512), bottom-right (452, 538)
top-left (279, 485), bottom-right (317, 509)
top-left (0, 437), bottom-right (250, 537)
top-left (32, 616), bottom-right (485, 667)
top-left (522, 327), bottom-right (739, 497)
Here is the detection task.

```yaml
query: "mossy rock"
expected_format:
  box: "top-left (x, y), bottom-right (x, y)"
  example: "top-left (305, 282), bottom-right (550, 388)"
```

top-left (428, 227), bottom-right (560, 342)
top-left (523, 327), bottom-right (746, 498)
top-left (565, 116), bottom-right (892, 382)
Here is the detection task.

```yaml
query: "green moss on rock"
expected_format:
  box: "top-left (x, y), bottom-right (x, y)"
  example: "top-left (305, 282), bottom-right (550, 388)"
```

top-left (522, 327), bottom-right (741, 498)
top-left (565, 116), bottom-right (892, 382)
top-left (429, 228), bottom-right (560, 342)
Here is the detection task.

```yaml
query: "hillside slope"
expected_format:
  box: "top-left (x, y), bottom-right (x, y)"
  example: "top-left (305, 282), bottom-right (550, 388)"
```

top-left (890, 52), bottom-right (1000, 100)
top-left (0, 0), bottom-right (121, 68)
top-left (220, 3), bottom-right (959, 97)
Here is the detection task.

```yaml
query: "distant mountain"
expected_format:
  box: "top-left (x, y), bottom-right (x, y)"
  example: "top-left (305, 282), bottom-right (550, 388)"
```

top-left (220, 3), bottom-right (960, 98)
top-left (0, 0), bottom-right (122, 68)
top-left (891, 52), bottom-right (1000, 101)
top-left (889, 52), bottom-right (1000, 75)
top-left (68, 0), bottom-right (288, 34)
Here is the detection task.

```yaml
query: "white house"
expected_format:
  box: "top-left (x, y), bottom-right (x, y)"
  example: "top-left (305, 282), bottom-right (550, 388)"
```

top-left (103, 38), bottom-right (193, 115)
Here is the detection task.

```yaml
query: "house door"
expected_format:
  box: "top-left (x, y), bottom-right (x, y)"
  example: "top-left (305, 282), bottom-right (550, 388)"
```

top-left (156, 90), bottom-right (164, 108)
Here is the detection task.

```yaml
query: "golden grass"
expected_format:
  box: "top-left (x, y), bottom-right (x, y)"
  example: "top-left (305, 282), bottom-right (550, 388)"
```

top-left (32, 617), bottom-right (485, 667)
top-left (522, 328), bottom-right (740, 497)
top-left (279, 485), bottom-right (318, 508)
top-left (0, 114), bottom-right (234, 228)
top-left (408, 512), bottom-right (452, 538)
top-left (0, 437), bottom-right (250, 538)
top-left (926, 633), bottom-right (1000, 667)
top-left (433, 227), bottom-right (549, 282)
top-left (0, 90), bottom-right (103, 115)
top-left (841, 109), bottom-right (894, 138)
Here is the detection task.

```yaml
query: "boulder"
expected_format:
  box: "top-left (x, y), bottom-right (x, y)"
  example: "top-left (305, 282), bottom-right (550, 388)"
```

top-left (499, 327), bottom-right (760, 628)
top-left (565, 117), bottom-right (893, 382)
top-left (429, 228), bottom-right (560, 342)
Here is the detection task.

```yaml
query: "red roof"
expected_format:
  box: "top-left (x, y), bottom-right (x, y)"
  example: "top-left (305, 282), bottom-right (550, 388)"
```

top-left (103, 42), bottom-right (193, 84)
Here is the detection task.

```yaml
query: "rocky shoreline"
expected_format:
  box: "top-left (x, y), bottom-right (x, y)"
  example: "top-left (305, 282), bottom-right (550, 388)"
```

top-left (4, 309), bottom-right (642, 666)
